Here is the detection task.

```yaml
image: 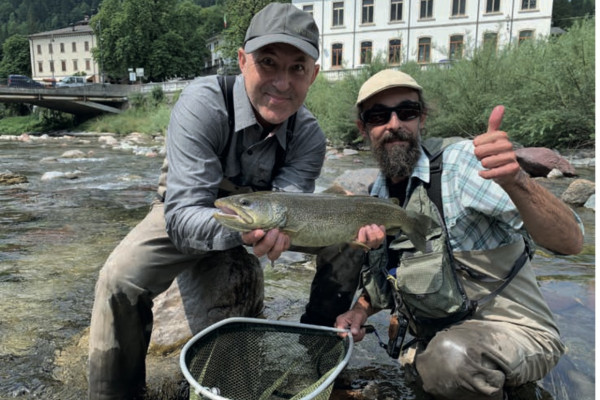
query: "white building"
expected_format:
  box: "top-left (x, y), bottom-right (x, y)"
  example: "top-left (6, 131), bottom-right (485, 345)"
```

top-left (292, 0), bottom-right (552, 78)
top-left (28, 17), bottom-right (100, 84)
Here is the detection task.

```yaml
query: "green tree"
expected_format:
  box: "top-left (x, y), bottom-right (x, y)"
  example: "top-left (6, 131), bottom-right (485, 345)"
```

top-left (91, 0), bottom-right (218, 81)
top-left (0, 34), bottom-right (31, 78)
top-left (552, 0), bottom-right (595, 29)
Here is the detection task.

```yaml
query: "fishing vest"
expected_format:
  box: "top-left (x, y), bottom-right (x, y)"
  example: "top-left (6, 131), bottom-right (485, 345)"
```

top-left (361, 144), bottom-right (530, 340)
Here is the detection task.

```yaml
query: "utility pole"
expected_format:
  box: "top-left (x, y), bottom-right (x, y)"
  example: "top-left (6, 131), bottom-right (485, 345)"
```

top-left (50, 35), bottom-right (55, 81)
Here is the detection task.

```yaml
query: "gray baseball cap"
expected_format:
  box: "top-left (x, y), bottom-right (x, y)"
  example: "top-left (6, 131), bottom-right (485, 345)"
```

top-left (244, 3), bottom-right (320, 60)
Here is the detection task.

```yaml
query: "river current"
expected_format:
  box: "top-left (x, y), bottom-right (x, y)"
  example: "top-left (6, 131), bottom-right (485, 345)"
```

top-left (0, 134), bottom-right (595, 399)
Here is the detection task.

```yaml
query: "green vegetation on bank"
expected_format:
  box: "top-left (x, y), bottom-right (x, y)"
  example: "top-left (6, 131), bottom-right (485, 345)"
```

top-left (306, 17), bottom-right (594, 149)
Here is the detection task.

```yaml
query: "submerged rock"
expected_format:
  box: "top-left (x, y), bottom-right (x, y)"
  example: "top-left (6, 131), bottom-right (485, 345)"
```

top-left (0, 172), bottom-right (28, 185)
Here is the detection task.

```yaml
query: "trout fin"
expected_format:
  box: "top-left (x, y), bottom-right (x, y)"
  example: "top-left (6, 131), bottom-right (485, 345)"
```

top-left (403, 212), bottom-right (433, 253)
top-left (351, 240), bottom-right (370, 251)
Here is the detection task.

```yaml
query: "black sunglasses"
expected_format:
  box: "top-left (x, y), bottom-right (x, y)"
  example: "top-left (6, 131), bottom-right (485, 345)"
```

top-left (360, 101), bottom-right (422, 126)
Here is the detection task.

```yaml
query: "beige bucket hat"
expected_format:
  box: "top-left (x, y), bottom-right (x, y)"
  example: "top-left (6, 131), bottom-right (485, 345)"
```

top-left (356, 69), bottom-right (423, 106)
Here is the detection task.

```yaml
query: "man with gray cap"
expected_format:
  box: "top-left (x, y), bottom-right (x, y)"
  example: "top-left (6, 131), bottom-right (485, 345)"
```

top-left (335, 69), bottom-right (583, 399)
top-left (87, 3), bottom-right (376, 399)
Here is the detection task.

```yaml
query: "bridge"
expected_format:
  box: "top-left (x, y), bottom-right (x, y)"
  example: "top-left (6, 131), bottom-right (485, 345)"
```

top-left (0, 80), bottom-right (189, 116)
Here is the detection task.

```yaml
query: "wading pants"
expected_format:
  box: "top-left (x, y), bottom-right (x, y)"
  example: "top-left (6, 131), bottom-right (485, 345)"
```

top-left (402, 320), bottom-right (564, 400)
top-left (87, 201), bottom-right (363, 400)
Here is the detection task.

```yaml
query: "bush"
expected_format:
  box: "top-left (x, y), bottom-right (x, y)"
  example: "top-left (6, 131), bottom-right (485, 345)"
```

top-left (308, 18), bottom-right (595, 150)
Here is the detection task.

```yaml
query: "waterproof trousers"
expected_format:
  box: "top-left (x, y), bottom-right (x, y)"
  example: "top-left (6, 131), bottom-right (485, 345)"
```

top-left (401, 319), bottom-right (564, 400)
top-left (87, 201), bottom-right (364, 400)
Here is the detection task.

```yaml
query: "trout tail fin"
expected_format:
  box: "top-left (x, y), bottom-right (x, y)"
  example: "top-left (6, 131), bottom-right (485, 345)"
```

top-left (403, 212), bottom-right (433, 252)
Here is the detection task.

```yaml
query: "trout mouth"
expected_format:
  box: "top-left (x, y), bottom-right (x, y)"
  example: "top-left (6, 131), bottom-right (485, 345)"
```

top-left (213, 200), bottom-right (254, 225)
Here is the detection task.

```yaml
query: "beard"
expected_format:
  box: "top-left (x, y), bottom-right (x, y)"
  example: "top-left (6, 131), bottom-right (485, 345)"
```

top-left (371, 129), bottom-right (421, 180)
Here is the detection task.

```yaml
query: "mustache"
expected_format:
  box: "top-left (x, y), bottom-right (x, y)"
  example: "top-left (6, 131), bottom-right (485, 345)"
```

top-left (381, 129), bottom-right (413, 144)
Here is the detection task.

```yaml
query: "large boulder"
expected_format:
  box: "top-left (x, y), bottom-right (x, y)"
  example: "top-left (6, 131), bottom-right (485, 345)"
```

top-left (332, 168), bottom-right (379, 195)
top-left (516, 147), bottom-right (577, 177)
top-left (561, 179), bottom-right (595, 206)
top-left (149, 246), bottom-right (264, 354)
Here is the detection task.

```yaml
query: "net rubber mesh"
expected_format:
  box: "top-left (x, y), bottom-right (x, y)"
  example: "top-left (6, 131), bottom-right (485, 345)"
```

top-left (181, 318), bottom-right (352, 400)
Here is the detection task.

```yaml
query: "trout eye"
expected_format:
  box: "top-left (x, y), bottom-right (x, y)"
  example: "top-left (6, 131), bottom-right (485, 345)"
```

top-left (240, 199), bottom-right (250, 206)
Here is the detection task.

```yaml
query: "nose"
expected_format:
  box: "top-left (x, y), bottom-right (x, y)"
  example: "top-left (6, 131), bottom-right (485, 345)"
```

top-left (386, 111), bottom-right (402, 129)
top-left (272, 69), bottom-right (291, 92)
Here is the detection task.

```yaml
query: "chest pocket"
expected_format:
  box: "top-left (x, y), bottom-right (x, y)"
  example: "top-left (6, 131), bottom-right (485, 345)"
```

top-left (389, 186), bottom-right (474, 338)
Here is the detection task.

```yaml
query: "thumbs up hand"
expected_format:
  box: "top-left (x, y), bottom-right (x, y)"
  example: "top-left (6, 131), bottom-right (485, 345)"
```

top-left (473, 105), bottom-right (522, 186)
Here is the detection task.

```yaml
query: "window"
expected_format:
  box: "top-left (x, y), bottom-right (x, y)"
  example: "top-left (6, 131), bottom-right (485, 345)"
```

top-left (303, 5), bottom-right (313, 17)
top-left (391, 0), bottom-right (403, 21)
top-left (452, 0), bottom-right (466, 16)
top-left (418, 37), bottom-right (431, 63)
top-left (50, 60), bottom-right (55, 72)
top-left (332, 43), bottom-right (343, 67)
top-left (362, 0), bottom-right (374, 24)
top-left (521, 0), bottom-right (536, 10)
top-left (486, 0), bottom-right (500, 13)
top-left (48, 43), bottom-right (53, 54)
top-left (61, 60), bottom-right (67, 71)
top-left (85, 59), bottom-right (91, 70)
top-left (388, 39), bottom-right (402, 64)
top-left (360, 41), bottom-right (372, 64)
top-left (518, 30), bottom-right (533, 44)
top-left (449, 35), bottom-right (464, 59)
top-left (38, 61), bottom-right (43, 73)
top-left (72, 42), bottom-right (77, 52)
top-left (60, 43), bottom-right (65, 53)
top-left (420, 0), bottom-right (433, 19)
top-left (73, 60), bottom-right (78, 71)
top-left (483, 32), bottom-right (498, 52)
top-left (85, 41), bottom-right (89, 51)
top-left (37, 44), bottom-right (41, 54)
top-left (333, 2), bottom-right (344, 26)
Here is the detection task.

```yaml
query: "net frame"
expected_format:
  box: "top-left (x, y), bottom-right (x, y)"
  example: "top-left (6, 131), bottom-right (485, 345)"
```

top-left (180, 317), bottom-right (354, 400)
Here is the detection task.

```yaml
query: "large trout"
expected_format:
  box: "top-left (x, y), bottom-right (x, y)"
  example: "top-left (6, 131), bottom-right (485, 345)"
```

top-left (213, 191), bottom-right (431, 252)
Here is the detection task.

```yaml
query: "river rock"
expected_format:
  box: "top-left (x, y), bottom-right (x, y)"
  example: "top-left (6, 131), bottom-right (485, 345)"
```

top-left (98, 135), bottom-right (119, 146)
top-left (332, 168), bottom-right (379, 195)
top-left (40, 171), bottom-right (81, 181)
top-left (0, 172), bottom-right (28, 185)
top-left (60, 149), bottom-right (87, 158)
top-left (516, 147), bottom-right (576, 177)
top-left (561, 179), bottom-right (595, 206)
top-left (584, 194), bottom-right (595, 210)
top-left (149, 246), bottom-right (264, 355)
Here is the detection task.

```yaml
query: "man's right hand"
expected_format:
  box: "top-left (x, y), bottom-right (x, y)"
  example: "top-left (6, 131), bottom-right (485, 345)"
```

top-left (335, 305), bottom-right (370, 342)
top-left (242, 228), bottom-right (290, 261)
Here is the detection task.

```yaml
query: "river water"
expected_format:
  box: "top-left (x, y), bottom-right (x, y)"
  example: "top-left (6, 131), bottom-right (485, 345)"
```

top-left (0, 134), bottom-right (595, 400)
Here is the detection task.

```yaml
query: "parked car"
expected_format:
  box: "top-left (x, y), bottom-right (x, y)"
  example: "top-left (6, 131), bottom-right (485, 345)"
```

top-left (56, 76), bottom-right (90, 88)
top-left (8, 74), bottom-right (44, 88)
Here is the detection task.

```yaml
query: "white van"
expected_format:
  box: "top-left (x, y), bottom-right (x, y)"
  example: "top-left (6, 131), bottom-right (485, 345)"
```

top-left (56, 76), bottom-right (89, 88)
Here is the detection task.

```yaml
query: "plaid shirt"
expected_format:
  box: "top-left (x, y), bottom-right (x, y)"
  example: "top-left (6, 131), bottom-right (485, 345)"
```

top-left (370, 140), bottom-right (531, 252)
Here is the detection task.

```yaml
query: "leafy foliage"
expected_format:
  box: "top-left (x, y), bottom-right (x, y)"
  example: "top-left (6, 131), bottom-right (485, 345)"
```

top-left (0, 34), bottom-right (31, 77)
top-left (91, 0), bottom-right (222, 81)
top-left (306, 18), bottom-right (595, 150)
top-left (552, 0), bottom-right (595, 29)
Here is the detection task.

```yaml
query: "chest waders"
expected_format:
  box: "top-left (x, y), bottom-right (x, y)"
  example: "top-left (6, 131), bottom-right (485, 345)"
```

top-left (361, 146), bottom-right (529, 357)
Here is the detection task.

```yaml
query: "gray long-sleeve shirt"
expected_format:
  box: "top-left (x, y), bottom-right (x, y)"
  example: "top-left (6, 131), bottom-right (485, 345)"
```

top-left (163, 74), bottom-right (326, 253)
